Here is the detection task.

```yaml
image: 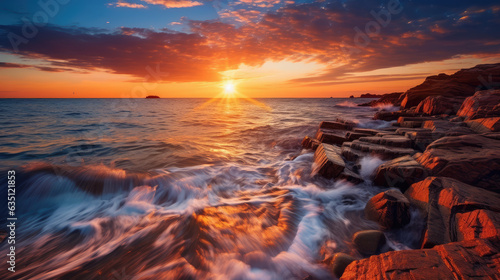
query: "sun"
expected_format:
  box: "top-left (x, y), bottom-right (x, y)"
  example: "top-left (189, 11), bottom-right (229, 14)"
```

top-left (223, 80), bottom-right (236, 97)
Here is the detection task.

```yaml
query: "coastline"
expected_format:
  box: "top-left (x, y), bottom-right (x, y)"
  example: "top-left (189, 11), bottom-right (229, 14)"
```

top-left (301, 63), bottom-right (500, 279)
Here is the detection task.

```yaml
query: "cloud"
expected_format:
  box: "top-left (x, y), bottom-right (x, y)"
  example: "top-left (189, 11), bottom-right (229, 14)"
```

top-left (111, 1), bottom-right (148, 8)
top-left (142, 0), bottom-right (203, 8)
top-left (1, 0), bottom-right (499, 84)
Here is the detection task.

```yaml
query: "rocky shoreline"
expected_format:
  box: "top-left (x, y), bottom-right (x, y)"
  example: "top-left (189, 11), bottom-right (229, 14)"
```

top-left (301, 63), bottom-right (500, 279)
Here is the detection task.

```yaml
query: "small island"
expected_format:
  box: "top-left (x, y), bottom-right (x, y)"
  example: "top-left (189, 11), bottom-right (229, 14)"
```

top-left (146, 95), bottom-right (160, 99)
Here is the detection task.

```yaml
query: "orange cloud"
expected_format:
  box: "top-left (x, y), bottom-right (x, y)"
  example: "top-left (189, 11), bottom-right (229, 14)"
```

top-left (142, 0), bottom-right (203, 8)
top-left (111, 0), bottom-right (148, 8)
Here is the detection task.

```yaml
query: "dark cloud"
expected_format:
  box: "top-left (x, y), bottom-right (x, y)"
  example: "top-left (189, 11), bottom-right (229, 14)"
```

top-left (0, 0), bottom-right (499, 83)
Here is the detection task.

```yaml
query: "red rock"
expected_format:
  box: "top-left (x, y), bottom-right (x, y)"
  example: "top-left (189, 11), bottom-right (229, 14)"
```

top-left (405, 177), bottom-right (500, 248)
top-left (466, 117), bottom-right (500, 133)
top-left (301, 136), bottom-right (320, 150)
top-left (374, 155), bottom-right (428, 191)
top-left (315, 129), bottom-right (347, 146)
top-left (330, 253), bottom-right (358, 278)
top-left (348, 140), bottom-right (416, 160)
top-left (365, 189), bottom-right (411, 229)
top-left (345, 131), bottom-right (371, 141)
top-left (415, 95), bottom-right (465, 115)
top-left (457, 89), bottom-right (500, 120)
top-left (312, 143), bottom-right (345, 179)
top-left (341, 237), bottom-right (500, 280)
top-left (398, 63), bottom-right (500, 109)
top-left (358, 135), bottom-right (413, 148)
top-left (416, 133), bottom-right (500, 193)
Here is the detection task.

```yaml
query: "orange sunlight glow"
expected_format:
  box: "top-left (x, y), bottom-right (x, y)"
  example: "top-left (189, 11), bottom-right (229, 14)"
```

top-left (195, 79), bottom-right (271, 111)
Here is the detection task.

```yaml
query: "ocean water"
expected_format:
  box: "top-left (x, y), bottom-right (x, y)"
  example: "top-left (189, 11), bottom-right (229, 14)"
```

top-left (0, 98), bottom-right (420, 279)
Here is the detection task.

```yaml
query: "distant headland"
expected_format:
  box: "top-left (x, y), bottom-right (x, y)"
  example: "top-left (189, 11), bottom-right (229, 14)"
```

top-left (145, 95), bottom-right (160, 99)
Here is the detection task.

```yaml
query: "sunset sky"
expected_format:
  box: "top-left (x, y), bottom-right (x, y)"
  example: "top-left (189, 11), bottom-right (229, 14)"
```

top-left (1, 0), bottom-right (499, 98)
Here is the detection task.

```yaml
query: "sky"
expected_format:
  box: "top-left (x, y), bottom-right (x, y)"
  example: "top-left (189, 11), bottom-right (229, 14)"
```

top-left (0, 0), bottom-right (499, 98)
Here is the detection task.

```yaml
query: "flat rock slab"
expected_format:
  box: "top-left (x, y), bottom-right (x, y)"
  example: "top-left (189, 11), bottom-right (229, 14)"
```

top-left (466, 117), bottom-right (500, 133)
top-left (341, 237), bottom-right (500, 280)
top-left (405, 177), bottom-right (500, 248)
top-left (315, 129), bottom-right (347, 146)
top-left (358, 135), bottom-right (413, 148)
top-left (312, 143), bottom-right (346, 179)
top-left (319, 121), bottom-right (353, 131)
top-left (416, 133), bottom-right (500, 193)
top-left (349, 140), bottom-right (416, 160)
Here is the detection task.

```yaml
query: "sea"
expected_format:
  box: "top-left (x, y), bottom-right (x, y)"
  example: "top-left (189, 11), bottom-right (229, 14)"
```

top-left (0, 98), bottom-right (423, 279)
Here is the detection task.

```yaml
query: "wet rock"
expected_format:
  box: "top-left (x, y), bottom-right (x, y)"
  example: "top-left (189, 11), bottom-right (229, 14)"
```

top-left (374, 155), bottom-right (427, 192)
top-left (301, 136), bottom-right (320, 150)
top-left (405, 177), bottom-right (500, 248)
top-left (374, 110), bottom-right (420, 121)
top-left (348, 140), bottom-right (416, 160)
top-left (319, 121), bottom-right (352, 131)
top-left (352, 230), bottom-right (386, 256)
top-left (352, 128), bottom-right (380, 136)
top-left (415, 95), bottom-right (465, 115)
top-left (358, 92), bottom-right (402, 107)
top-left (340, 142), bottom-right (367, 162)
top-left (345, 131), bottom-right (371, 141)
top-left (416, 133), bottom-right (500, 193)
top-left (330, 253), bottom-right (358, 278)
top-left (457, 89), bottom-right (500, 120)
top-left (315, 129), bottom-right (347, 146)
top-left (337, 168), bottom-right (364, 185)
top-left (341, 237), bottom-right (500, 280)
top-left (312, 143), bottom-right (345, 179)
top-left (466, 117), bottom-right (500, 133)
top-left (358, 135), bottom-right (412, 148)
top-left (398, 63), bottom-right (500, 109)
top-left (365, 189), bottom-right (411, 229)
top-left (243, 251), bottom-right (274, 270)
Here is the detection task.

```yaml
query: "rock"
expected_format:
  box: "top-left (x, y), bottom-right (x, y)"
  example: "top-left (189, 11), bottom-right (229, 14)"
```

top-left (374, 155), bottom-right (427, 192)
top-left (348, 140), bottom-right (416, 160)
top-left (352, 128), bottom-right (380, 135)
top-left (301, 136), bottom-right (320, 150)
top-left (352, 230), bottom-right (386, 256)
top-left (337, 168), bottom-right (364, 185)
top-left (358, 92), bottom-right (402, 107)
top-left (373, 110), bottom-right (420, 121)
top-left (312, 143), bottom-right (345, 179)
top-left (330, 253), bottom-right (357, 278)
top-left (398, 63), bottom-right (500, 109)
top-left (415, 95), bottom-right (465, 115)
top-left (341, 237), bottom-right (500, 280)
top-left (405, 177), bottom-right (500, 248)
top-left (315, 129), bottom-right (347, 146)
top-left (340, 142), bottom-right (367, 162)
top-left (365, 189), bottom-right (411, 229)
top-left (457, 89), bottom-right (500, 120)
top-left (416, 133), bottom-right (500, 193)
top-left (349, 95), bottom-right (354, 98)
top-left (397, 116), bottom-right (433, 128)
top-left (466, 117), bottom-right (500, 133)
top-left (243, 251), bottom-right (274, 270)
top-left (319, 121), bottom-right (352, 131)
top-left (345, 131), bottom-right (371, 141)
top-left (359, 93), bottom-right (381, 98)
top-left (358, 135), bottom-right (413, 148)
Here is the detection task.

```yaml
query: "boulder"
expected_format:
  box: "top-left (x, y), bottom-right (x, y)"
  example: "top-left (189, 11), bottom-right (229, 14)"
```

top-left (341, 237), bottom-right (500, 280)
top-left (415, 95), bottom-right (465, 115)
top-left (416, 133), bottom-right (500, 193)
top-left (374, 155), bottom-right (427, 191)
top-left (330, 253), bottom-right (357, 278)
top-left (457, 89), bottom-right (500, 120)
top-left (365, 189), bottom-right (411, 229)
top-left (352, 230), bottom-right (386, 256)
top-left (312, 143), bottom-right (345, 179)
top-left (398, 63), bottom-right (500, 109)
top-left (405, 177), bottom-right (500, 248)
